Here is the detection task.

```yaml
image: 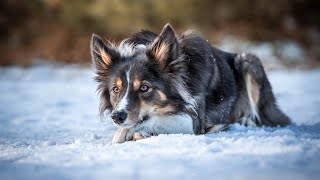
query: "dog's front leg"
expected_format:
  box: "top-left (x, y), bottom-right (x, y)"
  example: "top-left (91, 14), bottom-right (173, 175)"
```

top-left (112, 128), bottom-right (152, 144)
top-left (132, 131), bottom-right (152, 141)
top-left (112, 128), bottom-right (133, 144)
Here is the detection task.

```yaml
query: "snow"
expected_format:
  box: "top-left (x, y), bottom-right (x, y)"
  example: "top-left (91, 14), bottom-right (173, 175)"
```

top-left (0, 63), bottom-right (320, 180)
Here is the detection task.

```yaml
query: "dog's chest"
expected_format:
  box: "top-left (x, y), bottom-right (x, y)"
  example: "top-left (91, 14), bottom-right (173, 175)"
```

top-left (134, 114), bottom-right (194, 135)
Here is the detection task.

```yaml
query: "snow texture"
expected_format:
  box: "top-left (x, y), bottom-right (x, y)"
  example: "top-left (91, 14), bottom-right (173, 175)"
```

top-left (0, 63), bottom-right (320, 180)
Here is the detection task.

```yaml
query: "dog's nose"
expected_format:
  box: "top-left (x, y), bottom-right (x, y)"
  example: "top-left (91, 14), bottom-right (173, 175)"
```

top-left (111, 111), bottom-right (127, 124)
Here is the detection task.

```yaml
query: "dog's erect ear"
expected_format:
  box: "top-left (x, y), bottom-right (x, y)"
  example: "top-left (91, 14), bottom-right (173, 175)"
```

top-left (90, 34), bottom-right (119, 72)
top-left (91, 34), bottom-right (115, 113)
top-left (147, 23), bottom-right (180, 68)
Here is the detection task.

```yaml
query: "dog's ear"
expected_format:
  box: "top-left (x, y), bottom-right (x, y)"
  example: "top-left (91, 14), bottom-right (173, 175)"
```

top-left (147, 23), bottom-right (180, 69)
top-left (90, 34), bottom-right (119, 74)
top-left (98, 84), bottom-right (112, 116)
top-left (91, 34), bottom-right (115, 113)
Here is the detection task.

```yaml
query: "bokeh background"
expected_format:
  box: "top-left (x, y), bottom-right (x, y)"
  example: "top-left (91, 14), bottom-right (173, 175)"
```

top-left (1, 1), bottom-right (320, 179)
top-left (1, 0), bottom-right (319, 67)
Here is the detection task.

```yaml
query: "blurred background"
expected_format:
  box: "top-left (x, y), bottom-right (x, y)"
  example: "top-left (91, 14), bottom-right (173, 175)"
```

top-left (1, 0), bottom-right (319, 68)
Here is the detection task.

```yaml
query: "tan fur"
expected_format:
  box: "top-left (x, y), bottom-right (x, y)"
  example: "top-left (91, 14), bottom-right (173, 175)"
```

top-left (155, 105), bottom-right (176, 115)
top-left (110, 100), bottom-right (115, 108)
top-left (133, 79), bottom-right (141, 91)
top-left (206, 124), bottom-right (229, 133)
top-left (246, 74), bottom-right (260, 105)
top-left (249, 75), bottom-right (260, 104)
top-left (100, 48), bottom-right (112, 65)
top-left (229, 74), bottom-right (261, 125)
top-left (116, 78), bottom-right (123, 91)
top-left (133, 132), bottom-right (144, 140)
top-left (140, 101), bottom-right (155, 115)
top-left (157, 90), bottom-right (167, 101)
top-left (245, 74), bottom-right (261, 122)
top-left (139, 99), bottom-right (175, 117)
top-left (154, 43), bottom-right (169, 67)
top-left (140, 100), bottom-right (148, 110)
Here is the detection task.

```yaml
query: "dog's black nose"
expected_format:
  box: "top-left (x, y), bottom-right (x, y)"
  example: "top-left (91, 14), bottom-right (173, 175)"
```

top-left (111, 111), bottom-right (127, 124)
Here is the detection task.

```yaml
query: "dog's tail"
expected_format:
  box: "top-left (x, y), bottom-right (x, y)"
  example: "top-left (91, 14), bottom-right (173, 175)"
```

top-left (258, 73), bottom-right (291, 126)
top-left (260, 98), bottom-right (291, 126)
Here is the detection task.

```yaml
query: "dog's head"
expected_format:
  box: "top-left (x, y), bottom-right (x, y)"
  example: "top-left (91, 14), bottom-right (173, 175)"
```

top-left (91, 24), bottom-right (195, 128)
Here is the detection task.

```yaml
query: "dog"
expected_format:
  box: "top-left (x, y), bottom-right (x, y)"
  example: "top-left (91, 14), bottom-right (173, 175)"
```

top-left (90, 23), bottom-right (291, 144)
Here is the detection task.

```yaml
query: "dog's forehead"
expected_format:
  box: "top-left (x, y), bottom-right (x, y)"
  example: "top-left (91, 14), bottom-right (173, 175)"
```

top-left (110, 65), bottom-right (156, 90)
top-left (110, 61), bottom-right (144, 82)
top-left (118, 42), bottom-right (147, 58)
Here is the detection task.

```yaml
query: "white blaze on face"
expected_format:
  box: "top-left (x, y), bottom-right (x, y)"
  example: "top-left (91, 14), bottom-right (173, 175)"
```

top-left (116, 68), bottom-right (131, 111)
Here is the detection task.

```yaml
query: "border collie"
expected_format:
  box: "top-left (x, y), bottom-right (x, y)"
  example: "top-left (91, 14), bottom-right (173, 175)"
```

top-left (90, 23), bottom-right (291, 143)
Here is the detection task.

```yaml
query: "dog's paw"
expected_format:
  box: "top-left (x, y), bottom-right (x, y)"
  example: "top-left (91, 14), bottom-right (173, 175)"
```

top-left (112, 128), bottom-right (130, 144)
top-left (206, 124), bottom-right (229, 133)
top-left (238, 117), bottom-right (259, 127)
top-left (112, 129), bottom-right (152, 144)
top-left (133, 131), bottom-right (152, 141)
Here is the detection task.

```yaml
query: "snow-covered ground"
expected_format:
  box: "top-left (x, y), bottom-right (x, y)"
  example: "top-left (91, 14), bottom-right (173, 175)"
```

top-left (0, 63), bottom-right (320, 180)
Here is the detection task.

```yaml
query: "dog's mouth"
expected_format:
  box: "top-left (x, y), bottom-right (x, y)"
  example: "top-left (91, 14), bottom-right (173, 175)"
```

top-left (137, 115), bottom-right (150, 125)
top-left (114, 115), bottom-right (150, 128)
top-left (113, 122), bottom-right (134, 128)
top-left (136, 115), bottom-right (150, 125)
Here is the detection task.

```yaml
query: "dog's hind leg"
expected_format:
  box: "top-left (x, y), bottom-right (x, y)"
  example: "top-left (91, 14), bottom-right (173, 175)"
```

top-left (233, 53), bottom-right (291, 126)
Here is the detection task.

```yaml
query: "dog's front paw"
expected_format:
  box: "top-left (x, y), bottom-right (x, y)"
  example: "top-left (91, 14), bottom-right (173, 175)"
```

top-left (112, 128), bottom-right (131, 144)
top-left (133, 131), bottom-right (152, 141)
top-left (112, 129), bottom-right (152, 144)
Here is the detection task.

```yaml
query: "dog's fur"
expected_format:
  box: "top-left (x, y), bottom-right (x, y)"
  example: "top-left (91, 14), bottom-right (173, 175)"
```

top-left (90, 24), bottom-right (291, 143)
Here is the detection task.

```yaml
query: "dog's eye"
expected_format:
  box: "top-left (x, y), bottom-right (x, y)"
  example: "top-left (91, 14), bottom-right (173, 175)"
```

top-left (112, 87), bottom-right (120, 93)
top-left (139, 85), bottom-right (149, 92)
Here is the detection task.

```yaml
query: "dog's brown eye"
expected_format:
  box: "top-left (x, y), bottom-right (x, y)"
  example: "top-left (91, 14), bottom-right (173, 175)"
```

top-left (112, 87), bottom-right (120, 93)
top-left (140, 85), bottom-right (149, 92)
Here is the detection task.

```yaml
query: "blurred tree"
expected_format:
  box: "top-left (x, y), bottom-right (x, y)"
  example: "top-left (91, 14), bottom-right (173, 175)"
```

top-left (1, 0), bottom-right (319, 65)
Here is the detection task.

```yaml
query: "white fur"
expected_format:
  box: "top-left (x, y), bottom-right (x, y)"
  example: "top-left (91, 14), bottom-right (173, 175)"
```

top-left (245, 74), bottom-right (261, 125)
top-left (240, 117), bottom-right (258, 127)
top-left (111, 113), bottom-right (194, 144)
top-left (176, 83), bottom-right (197, 111)
top-left (118, 41), bottom-right (146, 57)
top-left (132, 113), bottom-right (194, 135)
top-left (116, 68), bottom-right (131, 111)
top-left (242, 52), bottom-right (260, 125)
top-left (171, 78), bottom-right (198, 115)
